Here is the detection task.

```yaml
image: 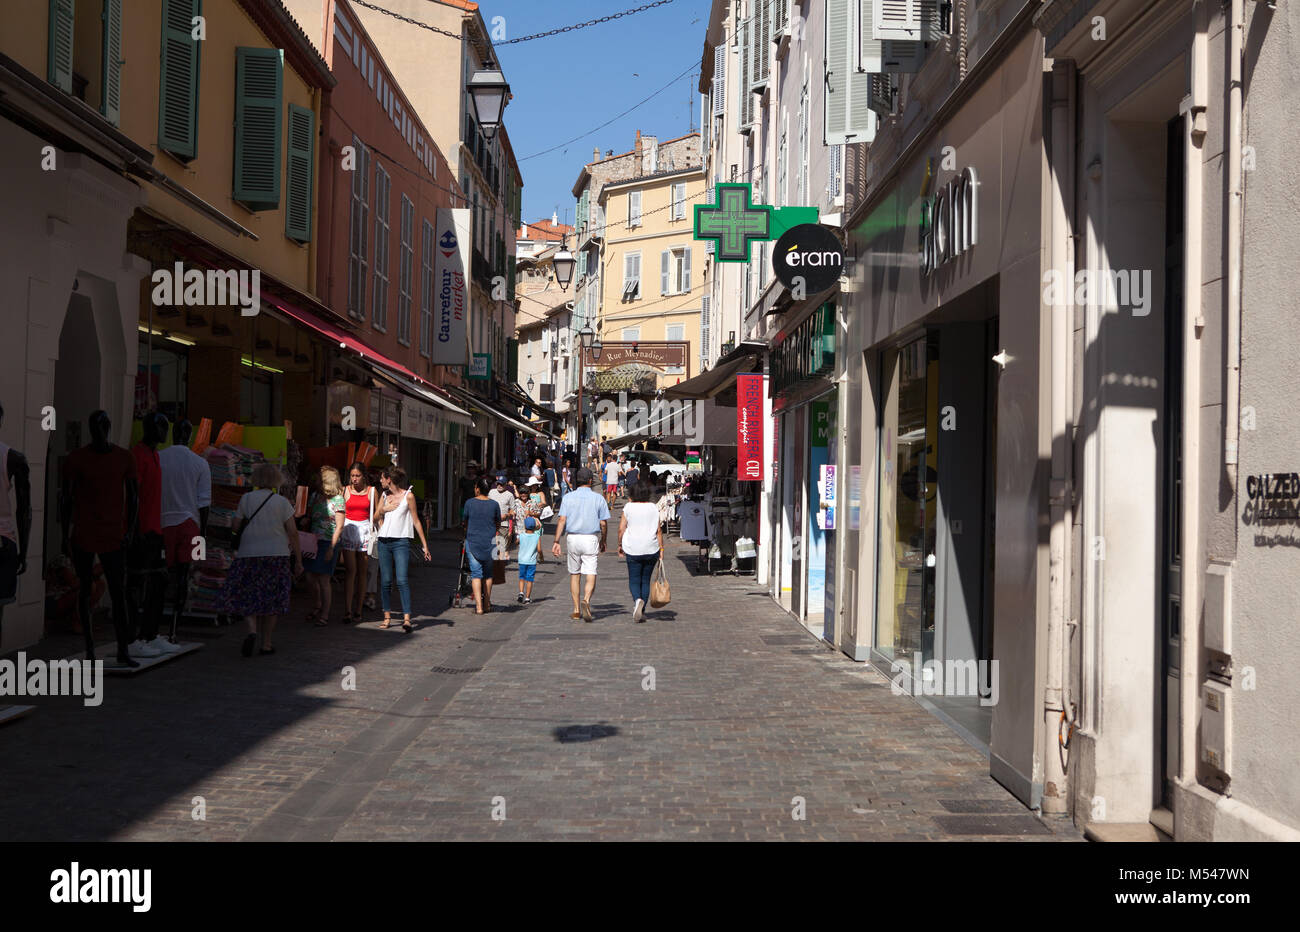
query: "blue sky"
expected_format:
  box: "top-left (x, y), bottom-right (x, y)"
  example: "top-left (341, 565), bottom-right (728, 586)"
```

top-left (484, 0), bottom-right (714, 227)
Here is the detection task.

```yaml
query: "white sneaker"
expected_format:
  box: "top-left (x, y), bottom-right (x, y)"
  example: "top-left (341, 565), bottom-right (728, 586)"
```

top-left (128, 639), bottom-right (163, 658)
top-left (633, 598), bottom-right (645, 623)
top-left (152, 638), bottom-right (186, 654)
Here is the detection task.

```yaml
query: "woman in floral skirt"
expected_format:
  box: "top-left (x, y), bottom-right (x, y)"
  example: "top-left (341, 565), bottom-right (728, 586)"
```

top-left (216, 463), bottom-right (304, 656)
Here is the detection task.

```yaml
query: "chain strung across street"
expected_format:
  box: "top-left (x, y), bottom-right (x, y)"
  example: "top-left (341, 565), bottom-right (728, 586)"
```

top-left (348, 0), bottom-right (678, 45)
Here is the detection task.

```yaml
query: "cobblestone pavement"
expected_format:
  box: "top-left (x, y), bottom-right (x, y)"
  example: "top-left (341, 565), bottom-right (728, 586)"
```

top-left (0, 518), bottom-right (1081, 842)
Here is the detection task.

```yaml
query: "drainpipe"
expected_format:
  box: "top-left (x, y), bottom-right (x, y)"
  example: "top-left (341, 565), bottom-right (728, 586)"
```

top-left (1179, 1), bottom-right (1210, 795)
top-left (1043, 58), bottom-right (1076, 816)
top-left (1224, 0), bottom-right (1243, 513)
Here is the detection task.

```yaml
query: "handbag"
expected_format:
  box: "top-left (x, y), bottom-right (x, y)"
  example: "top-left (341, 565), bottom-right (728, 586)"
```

top-left (540, 505), bottom-right (554, 520)
top-left (231, 490), bottom-right (274, 553)
top-left (366, 488), bottom-right (379, 557)
top-left (649, 558), bottom-right (671, 608)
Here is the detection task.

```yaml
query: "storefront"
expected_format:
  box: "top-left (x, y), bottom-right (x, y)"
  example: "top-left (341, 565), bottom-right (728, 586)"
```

top-left (838, 24), bottom-right (1047, 806)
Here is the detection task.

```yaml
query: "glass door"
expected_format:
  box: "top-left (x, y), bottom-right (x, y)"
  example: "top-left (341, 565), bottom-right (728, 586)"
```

top-left (876, 335), bottom-right (940, 666)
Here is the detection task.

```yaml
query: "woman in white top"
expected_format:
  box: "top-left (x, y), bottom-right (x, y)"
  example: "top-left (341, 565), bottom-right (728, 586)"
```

top-left (373, 465), bottom-right (431, 632)
top-left (618, 480), bottom-right (665, 623)
top-left (215, 463), bottom-right (303, 656)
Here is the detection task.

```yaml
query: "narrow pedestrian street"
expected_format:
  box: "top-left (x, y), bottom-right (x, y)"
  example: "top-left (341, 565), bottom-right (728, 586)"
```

top-left (0, 512), bottom-right (1077, 842)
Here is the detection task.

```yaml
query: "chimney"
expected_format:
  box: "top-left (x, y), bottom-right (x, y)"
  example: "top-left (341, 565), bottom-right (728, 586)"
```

top-left (552, 210), bottom-right (558, 225)
top-left (593, 146), bottom-right (600, 161)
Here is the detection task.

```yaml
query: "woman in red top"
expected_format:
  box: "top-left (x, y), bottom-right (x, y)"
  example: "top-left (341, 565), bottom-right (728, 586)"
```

top-left (338, 462), bottom-right (375, 624)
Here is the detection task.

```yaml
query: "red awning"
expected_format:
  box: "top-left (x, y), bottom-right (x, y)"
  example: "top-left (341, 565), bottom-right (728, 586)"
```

top-left (268, 297), bottom-right (425, 383)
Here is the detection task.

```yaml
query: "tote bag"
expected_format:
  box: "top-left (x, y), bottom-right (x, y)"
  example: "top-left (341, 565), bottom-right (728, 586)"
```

top-left (649, 558), bottom-right (671, 608)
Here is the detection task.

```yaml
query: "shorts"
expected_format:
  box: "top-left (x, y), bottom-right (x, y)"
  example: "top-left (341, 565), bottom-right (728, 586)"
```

top-left (518, 562), bottom-right (536, 582)
top-left (606, 484), bottom-right (617, 494)
top-left (0, 536), bottom-right (18, 605)
top-left (467, 550), bottom-right (493, 580)
top-left (162, 519), bottom-right (201, 566)
top-left (127, 531), bottom-right (167, 576)
top-left (303, 536), bottom-right (340, 576)
top-left (565, 534), bottom-right (599, 575)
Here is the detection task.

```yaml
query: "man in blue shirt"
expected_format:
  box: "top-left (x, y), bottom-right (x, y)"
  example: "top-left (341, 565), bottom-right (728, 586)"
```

top-left (550, 467), bottom-right (609, 621)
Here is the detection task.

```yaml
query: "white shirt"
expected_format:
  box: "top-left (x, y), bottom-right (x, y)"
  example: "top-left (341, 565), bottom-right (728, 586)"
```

top-left (377, 489), bottom-right (414, 538)
top-left (604, 462), bottom-right (621, 485)
top-left (488, 488), bottom-right (515, 519)
top-left (622, 502), bottom-right (660, 555)
top-left (159, 444), bottom-right (213, 528)
top-left (235, 489), bottom-right (295, 558)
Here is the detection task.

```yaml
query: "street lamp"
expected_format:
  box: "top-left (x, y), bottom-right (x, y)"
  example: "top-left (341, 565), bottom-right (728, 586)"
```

top-left (467, 62), bottom-right (510, 139)
top-left (526, 375), bottom-right (535, 393)
top-left (576, 324), bottom-right (596, 465)
top-left (552, 236), bottom-right (576, 291)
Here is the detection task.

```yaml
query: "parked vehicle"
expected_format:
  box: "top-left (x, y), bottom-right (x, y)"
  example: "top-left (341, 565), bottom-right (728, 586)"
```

top-left (621, 449), bottom-right (688, 480)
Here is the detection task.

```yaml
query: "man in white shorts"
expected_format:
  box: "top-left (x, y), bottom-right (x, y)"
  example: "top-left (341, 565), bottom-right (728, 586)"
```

top-left (550, 467), bottom-right (609, 621)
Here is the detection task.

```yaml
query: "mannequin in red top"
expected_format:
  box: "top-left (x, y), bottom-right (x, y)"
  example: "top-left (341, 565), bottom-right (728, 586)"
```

top-left (60, 410), bottom-right (138, 666)
top-left (125, 411), bottom-right (170, 658)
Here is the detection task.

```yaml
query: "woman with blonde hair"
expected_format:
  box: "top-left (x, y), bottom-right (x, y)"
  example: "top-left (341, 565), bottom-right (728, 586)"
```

top-left (338, 461), bottom-right (375, 623)
top-left (215, 463), bottom-right (303, 656)
top-left (303, 465), bottom-right (345, 625)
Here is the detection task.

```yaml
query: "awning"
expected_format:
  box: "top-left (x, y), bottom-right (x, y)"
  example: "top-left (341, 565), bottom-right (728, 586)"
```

top-left (607, 398), bottom-right (738, 449)
top-left (266, 297), bottom-right (471, 424)
top-left (445, 386), bottom-right (548, 439)
top-left (661, 353), bottom-right (759, 400)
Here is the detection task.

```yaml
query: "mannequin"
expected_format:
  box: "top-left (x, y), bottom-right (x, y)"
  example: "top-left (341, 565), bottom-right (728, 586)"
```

top-left (126, 411), bottom-right (170, 657)
top-left (0, 401), bottom-right (33, 637)
top-left (158, 418), bottom-right (210, 644)
top-left (60, 410), bottom-right (138, 666)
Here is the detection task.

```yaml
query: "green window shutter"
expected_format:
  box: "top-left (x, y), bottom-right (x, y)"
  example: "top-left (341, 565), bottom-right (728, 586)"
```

top-left (100, 0), bottom-right (123, 125)
top-left (159, 0), bottom-right (201, 159)
top-left (285, 103), bottom-right (315, 242)
top-left (47, 0), bottom-right (75, 94)
top-left (233, 46), bottom-right (283, 211)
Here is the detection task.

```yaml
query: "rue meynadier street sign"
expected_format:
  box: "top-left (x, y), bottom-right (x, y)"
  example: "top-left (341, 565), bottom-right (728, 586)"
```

top-left (694, 183), bottom-right (819, 262)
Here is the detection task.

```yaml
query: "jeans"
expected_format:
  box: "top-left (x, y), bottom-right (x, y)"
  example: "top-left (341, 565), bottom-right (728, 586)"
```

top-left (626, 553), bottom-right (658, 604)
top-left (376, 537), bottom-right (411, 615)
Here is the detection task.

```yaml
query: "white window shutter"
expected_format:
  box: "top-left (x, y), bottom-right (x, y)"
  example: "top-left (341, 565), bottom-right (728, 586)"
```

top-left (713, 44), bottom-right (726, 116)
top-left (661, 250), bottom-right (671, 295)
top-left (868, 72), bottom-right (896, 115)
top-left (683, 248), bottom-right (692, 291)
top-left (739, 18), bottom-right (753, 132)
top-left (827, 0), bottom-right (880, 144)
top-left (875, 0), bottom-right (943, 43)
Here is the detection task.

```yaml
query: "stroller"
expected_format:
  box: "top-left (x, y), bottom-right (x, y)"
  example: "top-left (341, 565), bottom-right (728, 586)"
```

top-left (450, 544), bottom-right (474, 608)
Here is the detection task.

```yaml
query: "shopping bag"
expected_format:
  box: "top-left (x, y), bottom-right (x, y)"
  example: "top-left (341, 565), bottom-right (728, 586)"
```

top-left (540, 505), bottom-right (554, 520)
top-left (492, 555), bottom-right (507, 585)
top-left (649, 558), bottom-right (671, 608)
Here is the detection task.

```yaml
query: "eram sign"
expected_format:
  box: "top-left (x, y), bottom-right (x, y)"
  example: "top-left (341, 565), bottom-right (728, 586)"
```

top-left (920, 166), bottom-right (979, 276)
top-left (772, 224), bottom-right (843, 294)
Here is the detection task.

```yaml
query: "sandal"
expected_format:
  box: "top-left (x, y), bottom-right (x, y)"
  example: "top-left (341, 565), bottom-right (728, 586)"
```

top-left (380, 614), bottom-right (392, 629)
top-left (313, 614), bottom-right (329, 627)
top-left (259, 646), bottom-right (276, 655)
top-left (402, 619), bottom-right (413, 633)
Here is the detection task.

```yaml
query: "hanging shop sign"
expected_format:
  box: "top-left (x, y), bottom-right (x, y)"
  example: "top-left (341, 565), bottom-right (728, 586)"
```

top-left (400, 397), bottom-right (442, 442)
top-left (431, 207), bottom-right (471, 365)
top-left (772, 303), bottom-right (836, 397)
top-left (818, 464), bottom-right (837, 530)
top-left (772, 224), bottom-right (844, 293)
top-left (736, 373), bottom-right (765, 482)
top-left (694, 183), bottom-right (819, 263)
top-left (920, 166), bottom-right (979, 276)
top-left (468, 353), bottom-right (491, 380)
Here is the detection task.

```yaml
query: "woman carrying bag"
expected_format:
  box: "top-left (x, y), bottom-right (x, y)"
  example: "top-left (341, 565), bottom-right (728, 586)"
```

top-left (339, 462), bottom-right (375, 624)
top-left (618, 481), bottom-right (665, 623)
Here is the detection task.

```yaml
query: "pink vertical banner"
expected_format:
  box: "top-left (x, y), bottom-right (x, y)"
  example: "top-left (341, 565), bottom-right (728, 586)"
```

top-left (736, 373), bottom-right (764, 482)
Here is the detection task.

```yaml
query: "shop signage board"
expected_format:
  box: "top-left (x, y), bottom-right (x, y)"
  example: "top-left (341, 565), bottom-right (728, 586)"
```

top-left (694, 183), bottom-right (819, 262)
top-left (468, 353), bottom-right (491, 380)
top-left (772, 224), bottom-right (844, 293)
top-left (772, 303), bottom-right (836, 396)
top-left (818, 464), bottom-right (837, 530)
top-left (736, 373), bottom-right (765, 482)
top-left (431, 207), bottom-right (471, 365)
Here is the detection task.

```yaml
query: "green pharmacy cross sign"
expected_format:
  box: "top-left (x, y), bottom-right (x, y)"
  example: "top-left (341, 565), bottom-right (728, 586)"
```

top-left (694, 183), bottom-right (819, 263)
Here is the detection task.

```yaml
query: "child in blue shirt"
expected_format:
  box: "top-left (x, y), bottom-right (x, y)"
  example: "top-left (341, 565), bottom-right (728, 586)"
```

top-left (516, 516), bottom-right (541, 604)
